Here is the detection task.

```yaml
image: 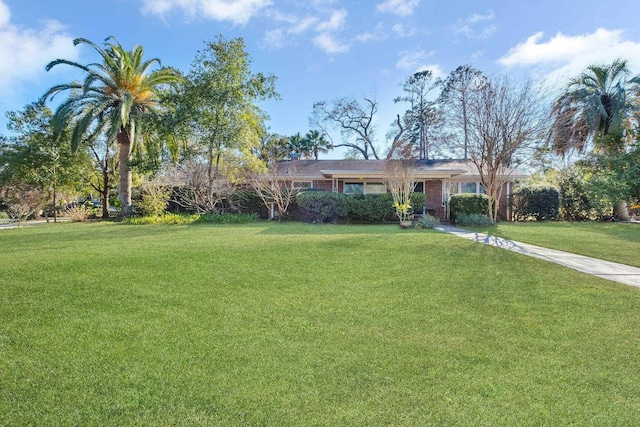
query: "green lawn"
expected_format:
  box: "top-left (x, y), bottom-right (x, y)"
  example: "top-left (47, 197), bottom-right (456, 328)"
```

top-left (1, 222), bottom-right (640, 425)
top-left (467, 221), bottom-right (640, 268)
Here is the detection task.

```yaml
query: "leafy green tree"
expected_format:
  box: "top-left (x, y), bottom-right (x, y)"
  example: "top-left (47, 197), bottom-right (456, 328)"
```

top-left (549, 58), bottom-right (640, 219)
top-left (394, 70), bottom-right (442, 160)
top-left (549, 59), bottom-right (635, 155)
top-left (172, 36), bottom-right (279, 183)
top-left (303, 130), bottom-right (332, 160)
top-left (438, 65), bottom-right (488, 159)
top-left (42, 37), bottom-right (182, 215)
top-left (0, 102), bottom-right (91, 221)
top-left (255, 131), bottom-right (290, 163)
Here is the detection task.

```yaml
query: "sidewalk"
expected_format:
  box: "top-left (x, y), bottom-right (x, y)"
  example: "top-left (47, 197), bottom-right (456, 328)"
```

top-left (436, 225), bottom-right (640, 288)
top-left (0, 218), bottom-right (69, 231)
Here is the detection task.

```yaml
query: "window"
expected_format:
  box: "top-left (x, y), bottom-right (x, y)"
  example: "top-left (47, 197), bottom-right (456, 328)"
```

top-left (365, 182), bottom-right (387, 194)
top-left (448, 182), bottom-right (459, 194)
top-left (460, 182), bottom-right (477, 193)
top-left (293, 181), bottom-right (312, 189)
top-left (344, 183), bottom-right (364, 194)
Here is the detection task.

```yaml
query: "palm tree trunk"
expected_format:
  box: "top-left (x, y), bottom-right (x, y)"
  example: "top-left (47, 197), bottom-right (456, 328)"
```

top-left (614, 201), bottom-right (630, 221)
top-left (117, 129), bottom-right (132, 216)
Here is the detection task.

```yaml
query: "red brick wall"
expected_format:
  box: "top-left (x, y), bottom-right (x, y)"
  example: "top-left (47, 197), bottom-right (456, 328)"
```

top-left (425, 180), bottom-right (444, 219)
top-left (312, 180), bottom-right (332, 191)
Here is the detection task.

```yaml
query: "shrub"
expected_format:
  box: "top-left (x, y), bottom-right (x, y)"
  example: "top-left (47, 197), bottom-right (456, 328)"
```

top-left (66, 204), bottom-right (92, 222)
top-left (511, 185), bottom-right (559, 221)
top-left (414, 214), bottom-right (440, 229)
top-left (296, 191), bottom-right (348, 223)
top-left (0, 211), bottom-right (9, 220)
top-left (195, 213), bottom-right (258, 224)
top-left (138, 185), bottom-right (171, 217)
top-left (410, 192), bottom-right (426, 215)
top-left (455, 213), bottom-right (494, 227)
top-left (124, 213), bottom-right (259, 225)
top-left (449, 193), bottom-right (489, 221)
top-left (345, 194), bottom-right (394, 223)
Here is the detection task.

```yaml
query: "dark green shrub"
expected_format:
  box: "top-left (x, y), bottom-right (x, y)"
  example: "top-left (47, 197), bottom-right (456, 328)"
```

top-left (511, 185), bottom-right (559, 221)
top-left (555, 166), bottom-right (609, 220)
top-left (345, 194), bottom-right (394, 223)
top-left (455, 213), bottom-right (494, 227)
top-left (449, 194), bottom-right (489, 221)
top-left (410, 192), bottom-right (426, 215)
top-left (296, 191), bottom-right (348, 223)
top-left (414, 214), bottom-right (440, 229)
top-left (229, 190), bottom-right (269, 218)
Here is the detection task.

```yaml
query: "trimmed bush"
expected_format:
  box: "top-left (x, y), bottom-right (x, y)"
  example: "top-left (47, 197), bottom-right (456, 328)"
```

top-left (410, 192), bottom-right (426, 215)
top-left (456, 213), bottom-right (494, 227)
top-left (296, 191), bottom-right (348, 223)
top-left (138, 186), bottom-right (171, 217)
top-left (414, 214), bottom-right (440, 229)
top-left (345, 194), bottom-right (394, 223)
top-left (449, 193), bottom-right (489, 221)
top-left (511, 185), bottom-right (559, 221)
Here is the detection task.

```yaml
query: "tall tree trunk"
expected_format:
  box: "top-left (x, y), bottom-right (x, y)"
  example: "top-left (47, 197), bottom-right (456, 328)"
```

top-left (614, 201), bottom-right (630, 221)
top-left (117, 129), bottom-right (132, 216)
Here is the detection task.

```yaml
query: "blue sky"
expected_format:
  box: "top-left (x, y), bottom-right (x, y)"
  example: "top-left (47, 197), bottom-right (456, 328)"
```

top-left (2, 0), bottom-right (640, 158)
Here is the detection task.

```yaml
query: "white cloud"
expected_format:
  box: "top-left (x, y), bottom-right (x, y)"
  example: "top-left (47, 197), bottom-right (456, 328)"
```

top-left (140, 0), bottom-right (273, 26)
top-left (0, 1), bottom-right (78, 101)
top-left (316, 9), bottom-right (347, 32)
top-left (313, 32), bottom-right (349, 54)
top-left (376, 0), bottom-right (420, 17)
top-left (263, 28), bottom-right (286, 49)
top-left (498, 28), bottom-right (640, 87)
top-left (262, 7), bottom-right (349, 55)
top-left (395, 49), bottom-right (436, 70)
top-left (451, 9), bottom-right (496, 40)
top-left (391, 23), bottom-right (417, 38)
top-left (355, 22), bottom-right (387, 43)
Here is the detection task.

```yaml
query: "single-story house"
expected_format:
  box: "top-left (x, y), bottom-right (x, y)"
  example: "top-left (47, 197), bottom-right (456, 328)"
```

top-left (275, 159), bottom-right (527, 220)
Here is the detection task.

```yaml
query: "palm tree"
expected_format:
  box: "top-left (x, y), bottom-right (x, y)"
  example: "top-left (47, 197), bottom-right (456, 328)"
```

top-left (303, 129), bottom-right (332, 160)
top-left (549, 58), bottom-right (633, 155)
top-left (42, 37), bottom-right (182, 215)
top-left (550, 58), bottom-right (638, 219)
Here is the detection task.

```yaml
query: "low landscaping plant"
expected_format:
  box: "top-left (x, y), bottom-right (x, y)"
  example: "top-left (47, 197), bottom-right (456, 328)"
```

top-left (66, 204), bottom-right (93, 222)
top-left (124, 213), bottom-right (258, 225)
top-left (414, 214), bottom-right (440, 229)
top-left (455, 213), bottom-right (494, 227)
top-left (138, 185), bottom-right (171, 217)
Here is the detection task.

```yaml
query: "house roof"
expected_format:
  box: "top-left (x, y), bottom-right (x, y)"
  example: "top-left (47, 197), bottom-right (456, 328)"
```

top-left (275, 159), bottom-right (528, 181)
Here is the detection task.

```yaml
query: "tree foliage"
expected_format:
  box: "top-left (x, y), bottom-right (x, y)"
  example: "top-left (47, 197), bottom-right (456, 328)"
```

top-left (438, 65), bottom-right (488, 159)
top-left (465, 76), bottom-right (544, 222)
top-left (394, 70), bottom-right (442, 160)
top-left (42, 36), bottom-right (182, 215)
top-left (172, 36), bottom-right (279, 183)
top-left (0, 102), bottom-right (92, 220)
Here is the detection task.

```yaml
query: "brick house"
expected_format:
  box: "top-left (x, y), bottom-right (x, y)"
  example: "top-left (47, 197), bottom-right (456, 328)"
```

top-left (275, 159), bottom-right (527, 220)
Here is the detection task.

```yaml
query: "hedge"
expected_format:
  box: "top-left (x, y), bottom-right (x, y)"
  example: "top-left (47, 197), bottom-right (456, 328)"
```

top-left (511, 185), bottom-right (559, 221)
top-left (449, 193), bottom-right (489, 221)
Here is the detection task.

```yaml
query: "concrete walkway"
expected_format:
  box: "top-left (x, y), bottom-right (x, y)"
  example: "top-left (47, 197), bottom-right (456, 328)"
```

top-left (436, 225), bottom-right (640, 288)
top-left (0, 218), bottom-right (69, 231)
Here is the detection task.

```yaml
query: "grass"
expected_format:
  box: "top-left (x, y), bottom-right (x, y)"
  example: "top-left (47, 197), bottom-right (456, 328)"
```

top-left (467, 221), bottom-right (640, 268)
top-left (1, 221), bottom-right (640, 425)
